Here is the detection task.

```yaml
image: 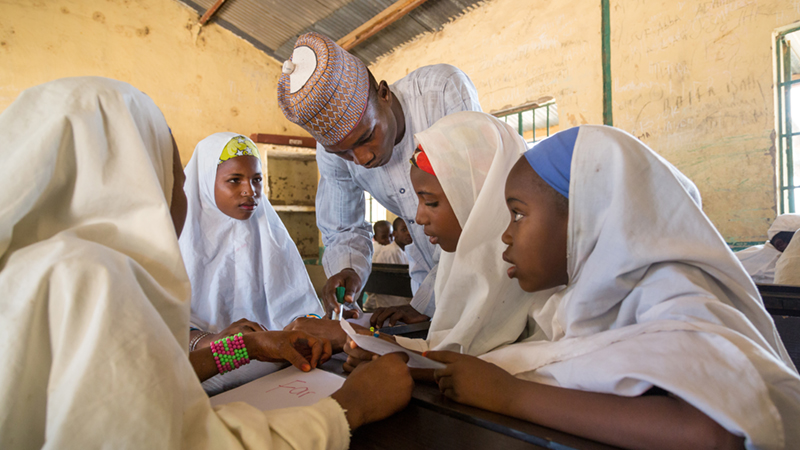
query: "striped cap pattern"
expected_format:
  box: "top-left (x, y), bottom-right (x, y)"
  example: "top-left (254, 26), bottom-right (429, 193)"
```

top-left (277, 32), bottom-right (369, 146)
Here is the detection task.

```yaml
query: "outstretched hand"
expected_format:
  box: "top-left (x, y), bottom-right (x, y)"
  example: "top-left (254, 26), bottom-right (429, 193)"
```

top-left (341, 324), bottom-right (398, 373)
top-left (370, 304), bottom-right (429, 327)
top-left (247, 330), bottom-right (332, 372)
top-left (426, 351), bottom-right (519, 413)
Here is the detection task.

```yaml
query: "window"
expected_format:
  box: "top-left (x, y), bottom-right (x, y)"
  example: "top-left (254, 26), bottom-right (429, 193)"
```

top-left (494, 100), bottom-right (559, 145)
top-left (776, 26), bottom-right (800, 213)
top-left (364, 191), bottom-right (387, 226)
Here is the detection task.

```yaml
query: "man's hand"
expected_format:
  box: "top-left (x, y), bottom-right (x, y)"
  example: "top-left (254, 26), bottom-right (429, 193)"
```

top-left (322, 268), bottom-right (362, 319)
top-left (370, 304), bottom-right (429, 327)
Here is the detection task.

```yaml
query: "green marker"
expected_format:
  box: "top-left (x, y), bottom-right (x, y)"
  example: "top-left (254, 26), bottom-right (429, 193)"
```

top-left (335, 286), bottom-right (346, 321)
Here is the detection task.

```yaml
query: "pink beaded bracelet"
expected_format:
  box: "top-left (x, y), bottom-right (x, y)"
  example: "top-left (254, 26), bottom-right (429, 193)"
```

top-left (210, 332), bottom-right (250, 375)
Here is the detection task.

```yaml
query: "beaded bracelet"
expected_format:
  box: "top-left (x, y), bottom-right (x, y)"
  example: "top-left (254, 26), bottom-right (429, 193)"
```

top-left (210, 332), bottom-right (250, 375)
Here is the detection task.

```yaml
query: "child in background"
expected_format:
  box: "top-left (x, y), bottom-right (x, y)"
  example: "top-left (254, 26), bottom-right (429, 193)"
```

top-left (0, 77), bottom-right (413, 449)
top-left (365, 217), bottom-right (412, 310)
top-left (372, 220), bottom-right (393, 247)
top-left (426, 125), bottom-right (800, 449)
top-left (180, 133), bottom-right (325, 393)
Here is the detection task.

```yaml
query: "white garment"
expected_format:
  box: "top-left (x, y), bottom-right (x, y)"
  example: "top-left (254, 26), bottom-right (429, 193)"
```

top-left (480, 125), bottom-right (800, 449)
top-left (181, 132), bottom-right (323, 333)
top-left (736, 214), bottom-right (800, 284)
top-left (373, 241), bottom-right (409, 265)
top-left (399, 111), bottom-right (540, 356)
top-left (316, 64), bottom-right (482, 318)
top-left (365, 241), bottom-right (411, 309)
top-left (775, 228), bottom-right (800, 286)
top-left (0, 77), bottom-right (349, 449)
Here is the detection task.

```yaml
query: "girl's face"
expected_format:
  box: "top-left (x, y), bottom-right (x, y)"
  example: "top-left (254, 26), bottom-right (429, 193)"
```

top-left (501, 159), bottom-right (569, 292)
top-left (410, 165), bottom-right (462, 252)
top-left (214, 155), bottom-right (262, 220)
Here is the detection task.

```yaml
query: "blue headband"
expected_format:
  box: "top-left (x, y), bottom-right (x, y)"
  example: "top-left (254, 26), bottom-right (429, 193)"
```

top-left (523, 126), bottom-right (579, 198)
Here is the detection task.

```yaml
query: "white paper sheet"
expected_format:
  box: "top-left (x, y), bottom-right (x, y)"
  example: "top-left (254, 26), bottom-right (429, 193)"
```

top-left (209, 366), bottom-right (345, 411)
top-left (340, 320), bottom-right (445, 369)
top-left (346, 312), bottom-right (373, 328)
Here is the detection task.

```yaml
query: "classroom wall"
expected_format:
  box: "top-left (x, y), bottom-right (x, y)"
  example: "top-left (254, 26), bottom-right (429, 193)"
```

top-left (370, 0), bottom-right (604, 125)
top-left (611, 0), bottom-right (800, 246)
top-left (0, 0), bottom-right (306, 164)
top-left (369, 0), bottom-right (800, 245)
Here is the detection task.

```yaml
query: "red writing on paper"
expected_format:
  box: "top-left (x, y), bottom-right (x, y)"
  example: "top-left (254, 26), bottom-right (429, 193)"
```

top-left (264, 380), bottom-right (315, 398)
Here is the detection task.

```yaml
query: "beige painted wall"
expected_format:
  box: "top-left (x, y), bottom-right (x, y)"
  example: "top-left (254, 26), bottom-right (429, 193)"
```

top-left (370, 0), bottom-right (603, 126)
top-left (370, 0), bottom-right (800, 244)
top-left (0, 0), bottom-right (306, 164)
top-left (612, 0), bottom-right (800, 244)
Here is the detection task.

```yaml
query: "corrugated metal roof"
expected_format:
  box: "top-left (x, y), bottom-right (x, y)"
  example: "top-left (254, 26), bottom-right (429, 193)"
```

top-left (179, 0), bottom-right (484, 64)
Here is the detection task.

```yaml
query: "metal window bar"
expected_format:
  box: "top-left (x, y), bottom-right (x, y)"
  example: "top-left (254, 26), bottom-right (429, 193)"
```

top-left (783, 38), bottom-right (795, 213)
top-left (497, 103), bottom-right (556, 143)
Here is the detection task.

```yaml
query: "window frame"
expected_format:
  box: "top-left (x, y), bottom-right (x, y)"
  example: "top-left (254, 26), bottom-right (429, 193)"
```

top-left (775, 24), bottom-right (800, 213)
top-left (493, 100), bottom-right (558, 144)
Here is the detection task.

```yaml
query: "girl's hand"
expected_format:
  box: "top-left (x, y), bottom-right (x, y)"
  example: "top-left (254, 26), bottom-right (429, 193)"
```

top-left (331, 353), bottom-right (414, 430)
top-left (284, 317), bottom-right (348, 353)
top-left (247, 331), bottom-right (332, 372)
top-left (370, 304), bottom-right (429, 327)
top-left (341, 325), bottom-right (397, 373)
top-left (197, 318), bottom-right (265, 349)
top-left (426, 351), bottom-right (519, 413)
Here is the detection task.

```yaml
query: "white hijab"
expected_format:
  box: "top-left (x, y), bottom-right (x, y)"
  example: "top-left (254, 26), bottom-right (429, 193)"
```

top-left (415, 111), bottom-right (543, 356)
top-left (774, 227), bottom-right (800, 286)
top-left (180, 133), bottom-right (323, 332)
top-left (0, 77), bottom-right (196, 447)
top-left (736, 214), bottom-right (800, 284)
top-left (482, 125), bottom-right (800, 449)
top-left (0, 77), bottom-right (350, 450)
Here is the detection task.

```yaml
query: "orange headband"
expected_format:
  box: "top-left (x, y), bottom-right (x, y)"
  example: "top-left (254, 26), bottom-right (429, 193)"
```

top-left (410, 146), bottom-right (435, 176)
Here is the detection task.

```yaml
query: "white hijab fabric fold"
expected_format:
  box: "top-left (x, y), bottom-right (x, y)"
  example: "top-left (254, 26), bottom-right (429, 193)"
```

top-left (0, 77), bottom-right (194, 448)
top-left (415, 111), bottom-right (540, 356)
top-left (482, 125), bottom-right (800, 449)
top-left (180, 133), bottom-right (323, 332)
top-left (774, 229), bottom-right (800, 286)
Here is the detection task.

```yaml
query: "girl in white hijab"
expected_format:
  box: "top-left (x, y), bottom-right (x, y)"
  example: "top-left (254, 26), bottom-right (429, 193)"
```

top-left (426, 125), bottom-right (800, 449)
top-left (181, 132), bottom-right (326, 394)
top-left (343, 111), bottom-right (548, 368)
top-left (0, 76), bottom-right (413, 449)
top-left (181, 132), bottom-right (324, 334)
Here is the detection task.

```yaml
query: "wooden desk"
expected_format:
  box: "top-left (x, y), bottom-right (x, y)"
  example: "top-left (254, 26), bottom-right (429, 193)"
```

top-left (321, 360), bottom-right (618, 450)
top-left (757, 283), bottom-right (800, 316)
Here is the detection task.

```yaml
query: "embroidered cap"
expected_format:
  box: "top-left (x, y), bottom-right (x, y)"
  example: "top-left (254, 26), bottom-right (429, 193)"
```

top-left (277, 32), bottom-right (370, 146)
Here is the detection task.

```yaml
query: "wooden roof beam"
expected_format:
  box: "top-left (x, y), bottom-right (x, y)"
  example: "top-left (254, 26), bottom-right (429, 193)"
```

top-left (337, 0), bottom-right (428, 51)
top-left (199, 0), bottom-right (229, 26)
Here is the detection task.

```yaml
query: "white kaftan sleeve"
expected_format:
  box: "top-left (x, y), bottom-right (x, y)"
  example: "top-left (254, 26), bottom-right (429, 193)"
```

top-left (315, 143), bottom-right (373, 285)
